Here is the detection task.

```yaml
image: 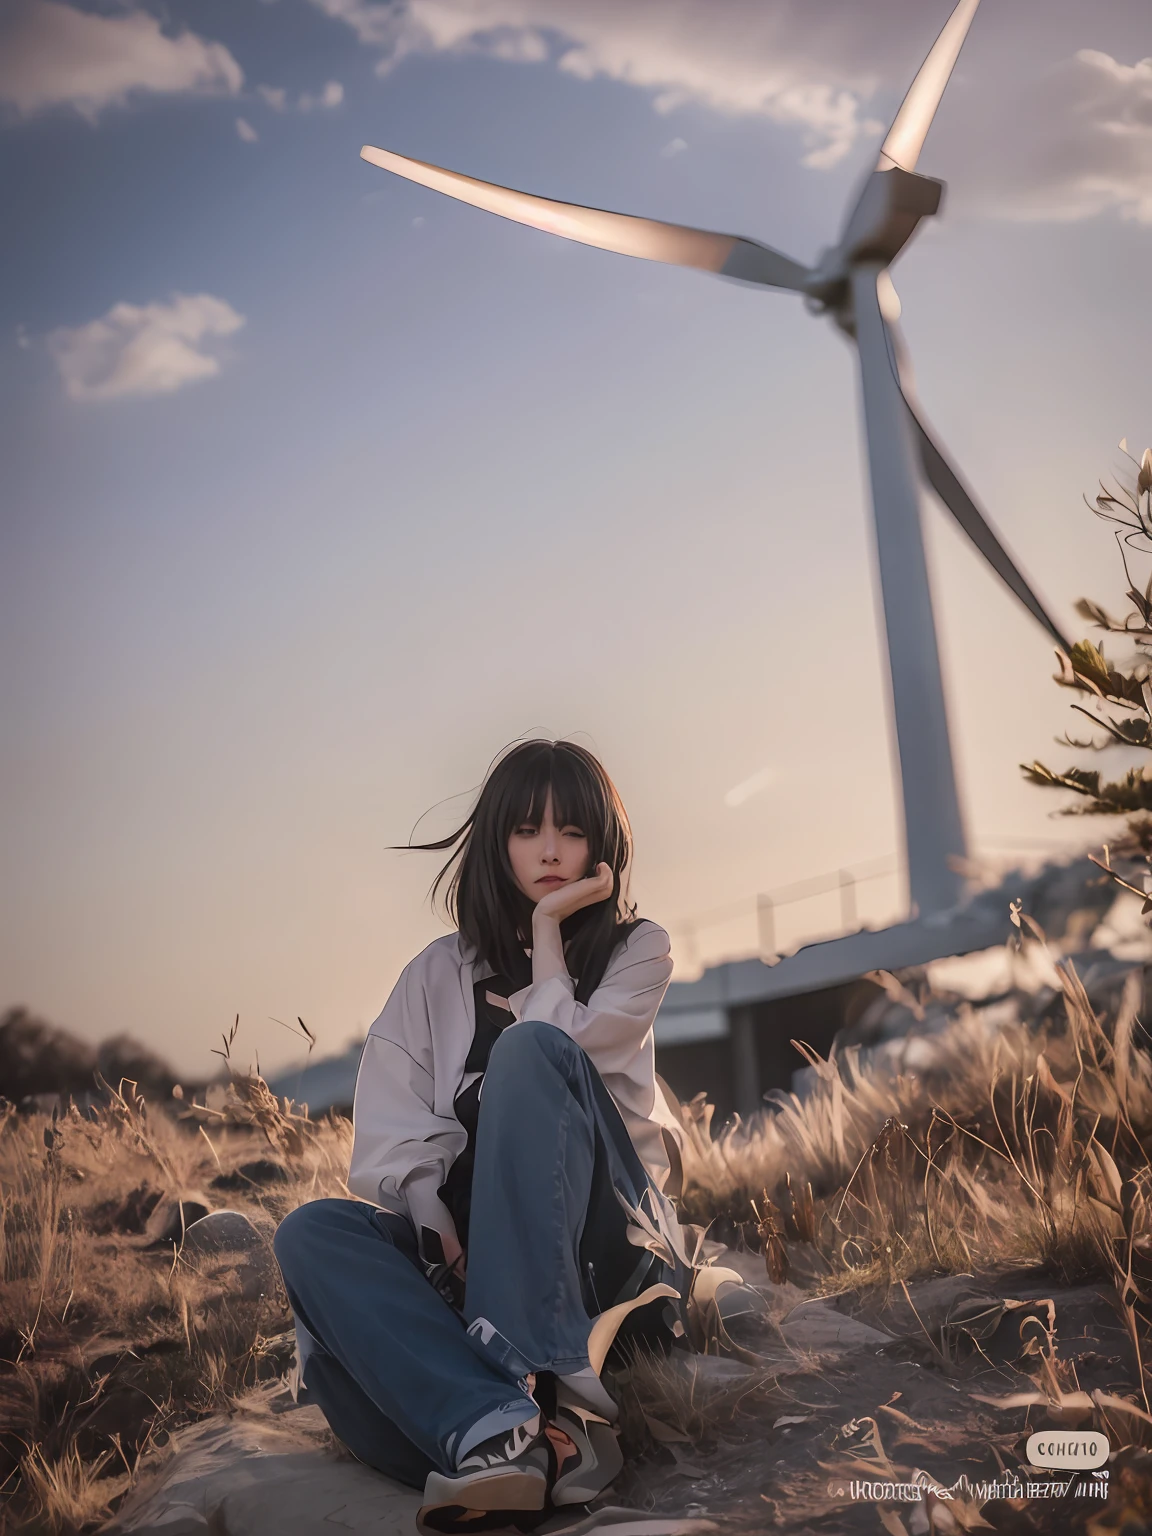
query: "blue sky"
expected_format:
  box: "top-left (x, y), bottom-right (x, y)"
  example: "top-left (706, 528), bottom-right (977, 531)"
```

top-left (2, 0), bottom-right (1151, 1078)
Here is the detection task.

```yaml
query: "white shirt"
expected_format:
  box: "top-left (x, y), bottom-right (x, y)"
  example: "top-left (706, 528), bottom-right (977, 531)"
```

top-left (346, 919), bottom-right (684, 1247)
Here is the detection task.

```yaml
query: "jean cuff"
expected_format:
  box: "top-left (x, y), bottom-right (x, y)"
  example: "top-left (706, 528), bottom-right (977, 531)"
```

top-left (449, 1398), bottom-right (541, 1467)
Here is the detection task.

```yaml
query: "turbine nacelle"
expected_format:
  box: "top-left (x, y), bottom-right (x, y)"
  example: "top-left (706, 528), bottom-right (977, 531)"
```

top-left (806, 168), bottom-right (945, 313)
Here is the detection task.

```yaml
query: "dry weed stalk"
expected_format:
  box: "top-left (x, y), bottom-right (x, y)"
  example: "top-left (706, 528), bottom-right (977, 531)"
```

top-left (16, 1440), bottom-right (134, 1535)
top-left (175, 1016), bottom-right (338, 1165)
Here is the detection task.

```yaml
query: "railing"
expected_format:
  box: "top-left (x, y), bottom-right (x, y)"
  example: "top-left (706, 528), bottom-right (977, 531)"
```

top-left (667, 835), bottom-right (1092, 977)
top-left (755, 856), bottom-right (896, 956)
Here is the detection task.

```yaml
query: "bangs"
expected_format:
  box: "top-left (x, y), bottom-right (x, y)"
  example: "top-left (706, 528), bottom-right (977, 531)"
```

top-left (504, 744), bottom-right (609, 847)
top-left (410, 737), bottom-right (637, 991)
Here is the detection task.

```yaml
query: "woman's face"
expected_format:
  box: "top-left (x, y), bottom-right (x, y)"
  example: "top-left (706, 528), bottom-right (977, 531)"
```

top-left (507, 787), bottom-right (593, 903)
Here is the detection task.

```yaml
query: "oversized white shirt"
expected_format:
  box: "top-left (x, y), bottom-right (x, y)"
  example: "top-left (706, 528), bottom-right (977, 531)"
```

top-left (347, 919), bottom-right (684, 1248)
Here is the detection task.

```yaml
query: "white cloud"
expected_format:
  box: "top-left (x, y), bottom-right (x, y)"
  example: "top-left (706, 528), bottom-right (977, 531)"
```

top-left (968, 50), bottom-right (1152, 225)
top-left (258, 79), bottom-right (344, 114)
top-left (236, 115), bottom-right (258, 142)
top-left (298, 79), bottom-right (344, 111)
top-left (47, 293), bottom-right (245, 403)
top-left (0, 0), bottom-right (243, 120)
top-left (257, 84), bottom-right (288, 111)
top-left (306, 0), bottom-right (905, 167)
top-left (310, 0), bottom-right (1152, 219)
top-left (660, 136), bottom-right (687, 158)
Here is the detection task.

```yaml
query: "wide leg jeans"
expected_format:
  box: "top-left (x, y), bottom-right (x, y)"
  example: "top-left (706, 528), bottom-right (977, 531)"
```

top-left (272, 1019), bottom-right (678, 1489)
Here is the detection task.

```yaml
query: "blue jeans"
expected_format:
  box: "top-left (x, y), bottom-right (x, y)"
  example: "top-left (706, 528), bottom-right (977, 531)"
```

top-left (272, 1020), bottom-right (681, 1489)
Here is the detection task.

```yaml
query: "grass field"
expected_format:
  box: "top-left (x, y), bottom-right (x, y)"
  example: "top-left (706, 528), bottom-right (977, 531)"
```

top-left (5, 916), bottom-right (1152, 1533)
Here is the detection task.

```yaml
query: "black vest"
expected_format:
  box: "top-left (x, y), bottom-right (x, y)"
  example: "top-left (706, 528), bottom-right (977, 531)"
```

top-left (435, 921), bottom-right (643, 1250)
top-left (435, 955), bottom-right (530, 1250)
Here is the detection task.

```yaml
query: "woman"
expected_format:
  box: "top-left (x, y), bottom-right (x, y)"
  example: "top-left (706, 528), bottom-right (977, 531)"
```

top-left (273, 740), bottom-right (690, 1535)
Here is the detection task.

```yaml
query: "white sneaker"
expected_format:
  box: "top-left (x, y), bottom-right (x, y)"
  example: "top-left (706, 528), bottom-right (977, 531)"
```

top-left (418, 1414), bottom-right (549, 1533)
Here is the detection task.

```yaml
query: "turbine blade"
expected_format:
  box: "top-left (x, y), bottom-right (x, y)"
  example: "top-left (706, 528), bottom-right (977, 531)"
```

top-left (882, 313), bottom-right (1070, 650)
top-left (360, 144), bottom-right (810, 292)
top-left (877, 0), bottom-right (982, 173)
top-left (911, 410), bottom-right (1070, 651)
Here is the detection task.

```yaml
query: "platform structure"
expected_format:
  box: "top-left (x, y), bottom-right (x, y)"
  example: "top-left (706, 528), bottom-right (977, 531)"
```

top-left (654, 883), bottom-right (1027, 1119)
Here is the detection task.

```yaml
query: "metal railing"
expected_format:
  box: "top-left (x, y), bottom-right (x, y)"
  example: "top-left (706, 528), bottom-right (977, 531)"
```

top-left (667, 834), bottom-right (1092, 973)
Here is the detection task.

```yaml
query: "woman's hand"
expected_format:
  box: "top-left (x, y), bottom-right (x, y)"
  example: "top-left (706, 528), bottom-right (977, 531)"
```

top-left (441, 1228), bottom-right (465, 1270)
top-left (532, 862), bottom-right (614, 925)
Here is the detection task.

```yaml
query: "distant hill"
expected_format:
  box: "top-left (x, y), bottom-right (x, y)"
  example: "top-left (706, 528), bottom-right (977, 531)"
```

top-left (264, 1038), bottom-right (363, 1118)
top-left (0, 1006), bottom-right (192, 1107)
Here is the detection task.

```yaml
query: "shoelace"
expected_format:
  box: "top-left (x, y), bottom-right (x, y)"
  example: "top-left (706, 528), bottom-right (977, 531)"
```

top-left (458, 1415), bottom-right (542, 1471)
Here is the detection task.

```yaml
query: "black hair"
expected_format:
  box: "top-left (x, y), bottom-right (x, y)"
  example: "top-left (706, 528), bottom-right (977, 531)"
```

top-left (398, 740), bottom-right (640, 1003)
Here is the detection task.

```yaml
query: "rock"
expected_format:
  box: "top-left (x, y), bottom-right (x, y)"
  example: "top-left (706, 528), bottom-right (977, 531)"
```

top-left (100, 1388), bottom-right (421, 1534)
top-left (71, 1384), bottom-right (158, 1464)
top-left (859, 1275), bottom-right (1007, 1351)
top-left (101, 1383), bottom-right (720, 1536)
top-left (180, 1210), bottom-right (270, 1258)
top-left (179, 1210), bottom-right (282, 1303)
top-left (145, 1200), bottom-right (211, 1247)
top-left (778, 1298), bottom-right (893, 1354)
top-left (89, 1183), bottom-right (163, 1236)
top-left (210, 1159), bottom-right (290, 1192)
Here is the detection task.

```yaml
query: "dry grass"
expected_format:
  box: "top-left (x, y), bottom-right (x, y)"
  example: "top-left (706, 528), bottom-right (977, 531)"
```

top-left (7, 925), bottom-right (1152, 1530)
top-left (677, 932), bottom-right (1152, 1299)
top-left (0, 1064), bottom-right (352, 1534)
top-left (665, 926), bottom-right (1152, 1492)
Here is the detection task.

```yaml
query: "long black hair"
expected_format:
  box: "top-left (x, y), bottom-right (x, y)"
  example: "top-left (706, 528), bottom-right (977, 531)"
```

top-left (398, 740), bottom-right (641, 1003)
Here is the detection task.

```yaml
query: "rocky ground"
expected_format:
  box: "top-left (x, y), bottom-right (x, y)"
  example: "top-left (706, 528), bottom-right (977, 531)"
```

top-left (96, 1241), bottom-right (1143, 1536)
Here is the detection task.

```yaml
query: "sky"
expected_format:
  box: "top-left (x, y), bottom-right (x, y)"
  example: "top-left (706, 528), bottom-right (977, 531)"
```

top-left (2, 0), bottom-right (1151, 1081)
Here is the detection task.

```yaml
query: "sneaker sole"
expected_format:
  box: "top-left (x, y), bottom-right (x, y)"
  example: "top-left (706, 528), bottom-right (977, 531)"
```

top-left (422, 1465), bottom-right (548, 1513)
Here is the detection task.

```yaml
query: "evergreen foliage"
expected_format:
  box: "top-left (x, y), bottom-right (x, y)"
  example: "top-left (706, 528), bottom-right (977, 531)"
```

top-left (1023, 444), bottom-right (1152, 854)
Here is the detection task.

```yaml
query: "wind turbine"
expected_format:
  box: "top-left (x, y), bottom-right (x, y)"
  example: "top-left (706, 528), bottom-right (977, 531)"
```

top-left (360, 0), bottom-right (1070, 924)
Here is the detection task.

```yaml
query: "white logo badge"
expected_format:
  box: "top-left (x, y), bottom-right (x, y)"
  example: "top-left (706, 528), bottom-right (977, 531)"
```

top-left (1025, 1432), bottom-right (1109, 1470)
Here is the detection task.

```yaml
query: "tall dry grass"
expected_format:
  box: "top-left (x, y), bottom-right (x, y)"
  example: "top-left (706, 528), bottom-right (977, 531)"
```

top-left (677, 932), bottom-right (1152, 1296)
top-left (0, 1065), bottom-right (352, 1534)
top-left (670, 928), bottom-right (1152, 1475)
top-left (6, 926), bottom-right (1152, 1528)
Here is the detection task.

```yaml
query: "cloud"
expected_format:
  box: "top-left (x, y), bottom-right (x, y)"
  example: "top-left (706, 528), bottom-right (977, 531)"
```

top-left (660, 136), bottom-right (687, 158)
top-left (0, 0), bottom-right (243, 120)
top-left (968, 49), bottom-right (1152, 225)
top-left (306, 0), bottom-right (906, 167)
top-left (258, 79), bottom-right (344, 114)
top-left (236, 115), bottom-right (258, 142)
top-left (47, 293), bottom-right (245, 402)
top-left (309, 0), bottom-right (1152, 221)
top-left (298, 79), bottom-right (344, 111)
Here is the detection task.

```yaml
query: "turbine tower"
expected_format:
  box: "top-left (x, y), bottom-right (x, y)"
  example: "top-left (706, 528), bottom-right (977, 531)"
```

top-left (360, 0), bottom-right (1069, 923)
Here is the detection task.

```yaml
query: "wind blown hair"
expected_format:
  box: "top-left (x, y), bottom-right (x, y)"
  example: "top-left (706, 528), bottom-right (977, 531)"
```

top-left (398, 740), bottom-right (639, 1003)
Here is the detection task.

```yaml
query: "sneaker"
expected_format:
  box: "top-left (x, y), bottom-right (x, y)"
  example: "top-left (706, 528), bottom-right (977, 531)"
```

top-left (547, 1395), bottom-right (624, 1507)
top-left (555, 1365), bottom-right (618, 1423)
top-left (418, 1416), bottom-right (550, 1533)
